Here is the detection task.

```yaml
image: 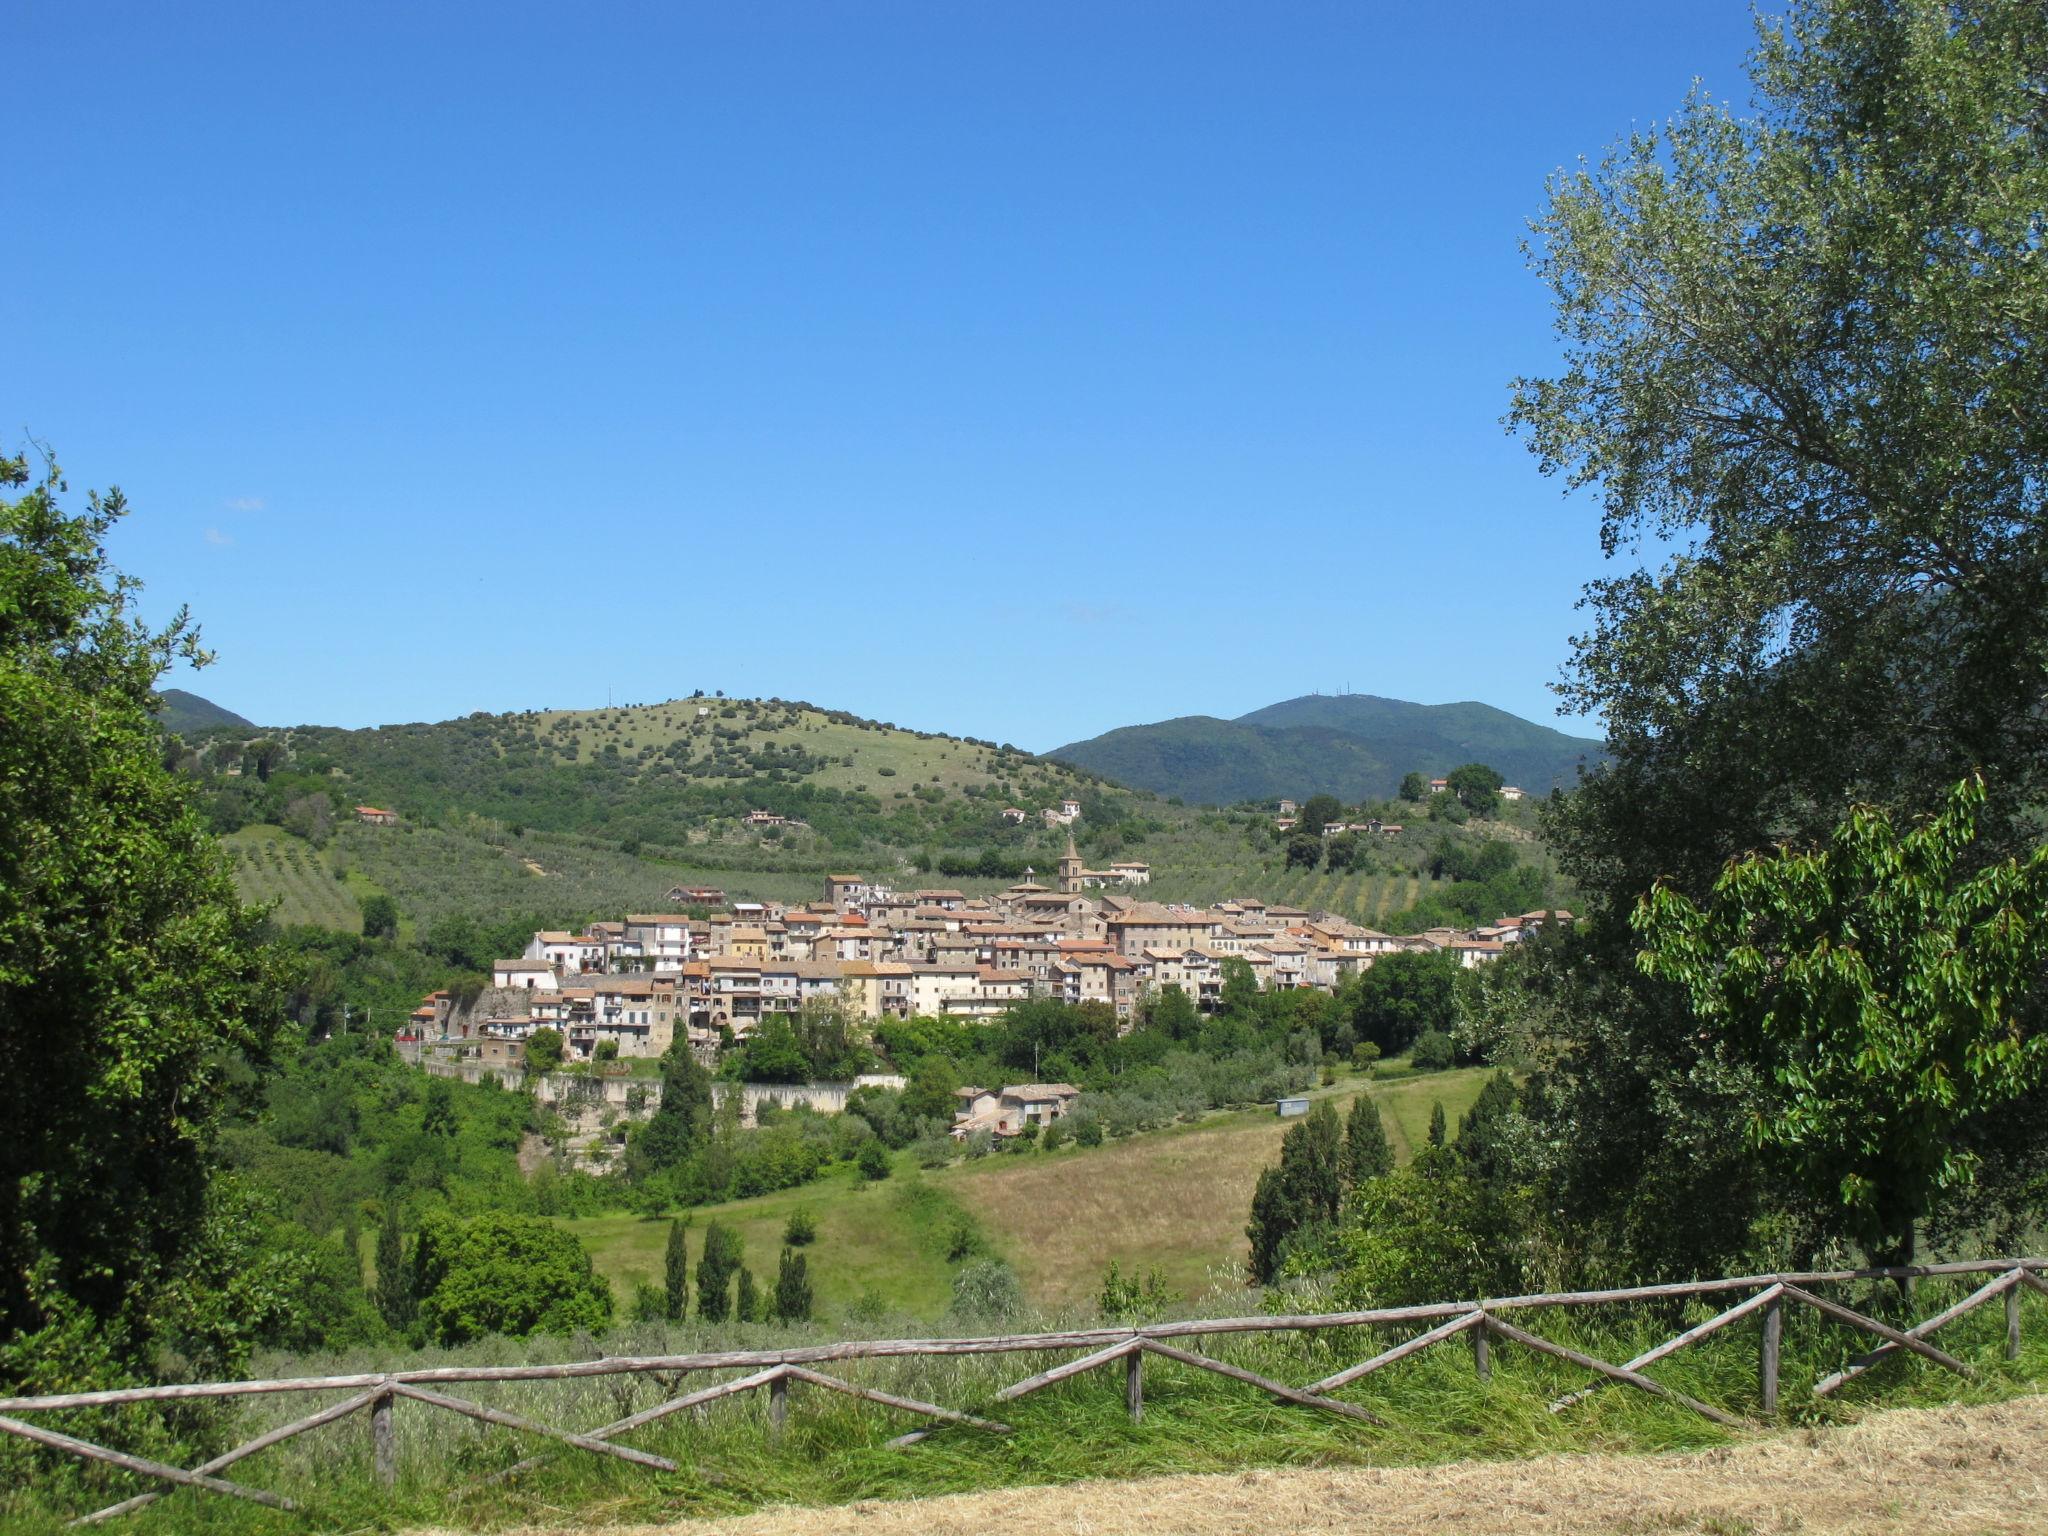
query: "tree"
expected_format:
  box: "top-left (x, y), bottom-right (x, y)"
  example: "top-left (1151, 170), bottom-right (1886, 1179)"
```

top-left (695, 1221), bottom-right (740, 1322)
top-left (1514, 0), bottom-right (2048, 898)
top-left (1298, 794), bottom-right (1343, 838)
top-left (772, 1246), bottom-right (813, 1323)
top-left (1427, 1103), bottom-right (1447, 1148)
top-left (736, 1267), bottom-right (761, 1323)
top-left (1456, 1072), bottom-right (1520, 1190)
top-left (856, 1139), bottom-right (892, 1181)
top-left (524, 1027), bottom-right (564, 1074)
top-left (1324, 831), bottom-right (1361, 873)
top-left (0, 452), bottom-right (285, 1366)
top-left (1342, 1093), bottom-right (1394, 1186)
top-left (421, 1078), bottom-right (458, 1137)
top-left (1147, 985), bottom-right (1200, 1042)
top-left (782, 1207), bottom-right (817, 1246)
top-left (244, 737), bottom-right (287, 781)
top-left (373, 1203), bottom-right (412, 1332)
top-left (1444, 764), bottom-right (1503, 817)
top-left (1285, 832), bottom-right (1323, 871)
top-left (281, 791), bottom-right (334, 847)
top-left (734, 1014), bottom-right (811, 1082)
top-left (638, 1040), bottom-right (714, 1171)
top-left (411, 1213), bottom-right (613, 1344)
top-left (1346, 950), bottom-right (1461, 1055)
top-left (1505, 2), bottom-right (2048, 1270)
top-left (1244, 1102), bottom-right (1344, 1283)
top-left (1636, 777), bottom-right (2048, 1265)
top-left (663, 1220), bottom-right (689, 1321)
top-left (592, 1038), bottom-right (619, 1063)
top-left (901, 1056), bottom-right (960, 1125)
top-left (1410, 1030), bottom-right (1455, 1072)
top-left (360, 892), bottom-right (399, 941)
top-left (1399, 771), bottom-right (1427, 802)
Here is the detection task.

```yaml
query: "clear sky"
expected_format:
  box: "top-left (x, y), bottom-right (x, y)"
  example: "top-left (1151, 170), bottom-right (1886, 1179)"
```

top-left (7, 1), bottom-right (1759, 750)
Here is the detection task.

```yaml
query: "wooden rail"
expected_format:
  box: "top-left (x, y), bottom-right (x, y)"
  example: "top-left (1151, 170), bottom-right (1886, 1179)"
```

top-left (6, 1258), bottom-right (2041, 1525)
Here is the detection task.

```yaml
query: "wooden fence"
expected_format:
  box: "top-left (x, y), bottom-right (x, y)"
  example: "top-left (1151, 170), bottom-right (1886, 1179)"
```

top-left (4, 1257), bottom-right (2043, 1525)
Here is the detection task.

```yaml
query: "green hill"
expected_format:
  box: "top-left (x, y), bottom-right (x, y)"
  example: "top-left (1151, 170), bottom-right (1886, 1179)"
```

top-left (194, 695), bottom-right (1162, 878)
top-left (1050, 694), bottom-right (1604, 805)
top-left (154, 687), bottom-right (253, 735)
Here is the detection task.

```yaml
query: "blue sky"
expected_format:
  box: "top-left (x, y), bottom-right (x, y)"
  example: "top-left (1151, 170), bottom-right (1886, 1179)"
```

top-left (7, 2), bottom-right (1758, 750)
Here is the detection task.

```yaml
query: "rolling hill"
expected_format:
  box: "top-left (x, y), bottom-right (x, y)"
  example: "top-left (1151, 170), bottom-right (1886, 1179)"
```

top-left (194, 695), bottom-right (1160, 873)
top-left (1050, 693), bottom-right (1605, 805)
top-left (154, 687), bottom-right (253, 735)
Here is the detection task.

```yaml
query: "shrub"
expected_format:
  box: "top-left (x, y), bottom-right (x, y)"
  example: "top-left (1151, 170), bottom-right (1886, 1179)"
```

top-left (412, 1213), bottom-right (613, 1344)
top-left (1411, 1030), bottom-right (1455, 1072)
top-left (856, 1140), bottom-right (892, 1181)
top-left (772, 1247), bottom-right (813, 1323)
top-left (783, 1207), bottom-right (817, 1247)
top-left (949, 1259), bottom-right (1022, 1323)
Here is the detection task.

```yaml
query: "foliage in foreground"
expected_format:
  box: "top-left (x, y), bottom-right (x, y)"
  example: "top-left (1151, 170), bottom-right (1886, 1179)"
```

top-left (0, 453), bottom-right (287, 1390)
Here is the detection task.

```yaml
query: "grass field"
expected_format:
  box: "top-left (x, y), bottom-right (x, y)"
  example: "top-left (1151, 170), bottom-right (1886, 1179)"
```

top-left (943, 1068), bottom-right (1490, 1308)
top-left (565, 1066), bottom-right (1493, 1322)
top-left (560, 1170), bottom-right (969, 1321)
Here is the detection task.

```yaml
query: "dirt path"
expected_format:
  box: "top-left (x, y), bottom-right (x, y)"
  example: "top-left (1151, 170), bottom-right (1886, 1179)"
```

top-left (470, 1395), bottom-right (2048, 1536)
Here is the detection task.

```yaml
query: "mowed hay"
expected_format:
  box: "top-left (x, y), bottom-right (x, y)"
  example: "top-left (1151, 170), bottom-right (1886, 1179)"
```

top-left (942, 1115), bottom-right (1298, 1305)
top-left (943, 1073), bottom-right (1490, 1308)
top-left (497, 1395), bottom-right (2048, 1536)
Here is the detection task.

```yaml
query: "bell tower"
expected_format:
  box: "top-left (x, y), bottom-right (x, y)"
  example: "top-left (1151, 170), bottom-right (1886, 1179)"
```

top-left (1058, 832), bottom-right (1084, 894)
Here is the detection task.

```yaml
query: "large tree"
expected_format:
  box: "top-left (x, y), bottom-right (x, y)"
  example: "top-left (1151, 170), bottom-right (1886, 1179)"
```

top-left (1513, 0), bottom-right (2048, 898)
top-left (1637, 777), bottom-right (2048, 1265)
top-left (1505, 0), bottom-right (2048, 1273)
top-left (0, 452), bottom-right (283, 1361)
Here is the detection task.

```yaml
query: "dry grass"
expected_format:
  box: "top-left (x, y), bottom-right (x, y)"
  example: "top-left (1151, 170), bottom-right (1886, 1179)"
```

top-left (496, 1394), bottom-right (2048, 1536)
top-left (940, 1070), bottom-right (1490, 1307)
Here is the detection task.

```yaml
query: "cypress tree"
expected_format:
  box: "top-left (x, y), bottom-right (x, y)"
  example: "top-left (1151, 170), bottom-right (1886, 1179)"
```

top-left (773, 1247), bottom-right (813, 1323)
top-left (1284, 1101), bottom-right (1344, 1226)
top-left (640, 1043), bottom-right (715, 1172)
top-left (373, 1203), bottom-right (412, 1331)
top-left (696, 1221), bottom-right (739, 1323)
top-left (1245, 1165), bottom-right (1291, 1284)
top-left (1342, 1094), bottom-right (1394, 1187)
top-left (663, 1220), bottom-right (689, 1321)
top-left (1457, 1072), bottom-right (1520, 1189)
top-left (736, 1266), bottom-right (760, 1324)
top-left (1244, 1102), bottom-right (1344, 1284)
top-left (1427, 1101), bottom-right (1447, 1148)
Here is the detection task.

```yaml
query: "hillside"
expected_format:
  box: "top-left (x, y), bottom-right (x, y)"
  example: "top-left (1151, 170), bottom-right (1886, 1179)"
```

top-left (194, 692), bottom-right (1563, 935)
top-left (153, 686), bottom-right (253, 734)
top-left (1051, 694), bottom-right (1605, 805)
top-left (196, 695), bottom-right (1157, 867)
top-left (565, 1067), bottom-right (1492, 1318)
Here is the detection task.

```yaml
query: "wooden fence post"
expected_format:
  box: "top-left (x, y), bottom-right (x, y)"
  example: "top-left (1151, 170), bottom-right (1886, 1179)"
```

top-left (1126, 1348), bottom-right (1144, 1424)
top-left (2007, 1279), bottom-right (2023, 1362)
top-left (768, 1373), bottom-right (788, 1441)
top-left (1759, 1293), bottom-right (1783, 1415)
top-left (1472, 1316), bottom-right (1491, 1383)
top-left (371, 1389), bottom-right (396, 1488)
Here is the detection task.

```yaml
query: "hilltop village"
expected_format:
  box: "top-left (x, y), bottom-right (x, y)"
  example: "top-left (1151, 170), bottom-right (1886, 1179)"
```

top-left (397, 832), bottom-right (1569, 1068)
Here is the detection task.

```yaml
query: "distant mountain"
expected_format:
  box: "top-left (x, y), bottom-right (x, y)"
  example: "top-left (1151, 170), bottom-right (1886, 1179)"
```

top-left (155, 688), bottom-right (254, 735)
top-left (1050, 694), bottom-right (1605, 805)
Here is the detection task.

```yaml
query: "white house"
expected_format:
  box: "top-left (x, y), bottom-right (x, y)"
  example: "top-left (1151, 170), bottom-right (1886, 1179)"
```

top-left (491, 959), bottom-right (559, 991)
